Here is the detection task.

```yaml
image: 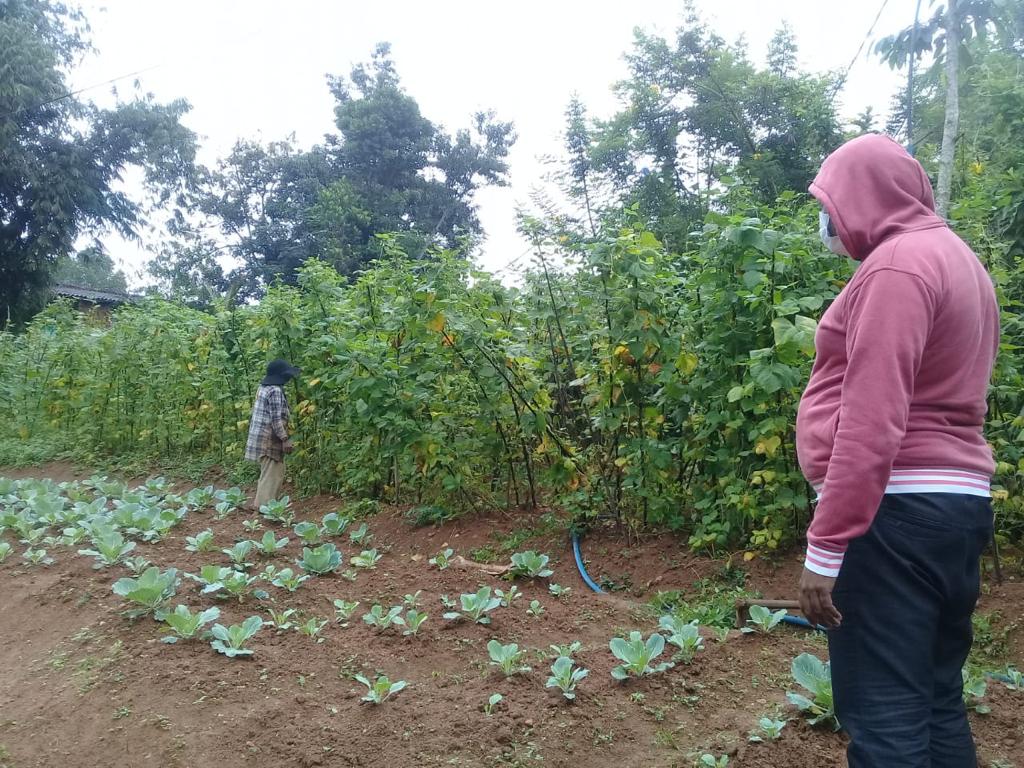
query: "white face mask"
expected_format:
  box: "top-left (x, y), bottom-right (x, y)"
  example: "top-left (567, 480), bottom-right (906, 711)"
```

top-left (819, 211), bottom-right (850, 257)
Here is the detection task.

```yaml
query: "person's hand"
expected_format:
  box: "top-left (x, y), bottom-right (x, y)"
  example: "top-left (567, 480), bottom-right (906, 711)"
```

top-left (798, 567), bottom-right (842, 629)
top-left (282, 439), bottom-right (294, 454)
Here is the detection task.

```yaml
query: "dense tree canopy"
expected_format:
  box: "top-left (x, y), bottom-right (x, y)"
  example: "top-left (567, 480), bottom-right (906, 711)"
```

top-left (0, 0), bottom-right (197, 324)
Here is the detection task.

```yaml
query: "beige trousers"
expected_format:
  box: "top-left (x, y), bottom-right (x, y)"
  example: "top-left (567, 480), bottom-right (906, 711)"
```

top-left (254, 456), bottom-right (285, 509)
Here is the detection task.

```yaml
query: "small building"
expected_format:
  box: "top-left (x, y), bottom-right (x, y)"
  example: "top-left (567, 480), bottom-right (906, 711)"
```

top-left (52, 283), bottom-right (136, 322)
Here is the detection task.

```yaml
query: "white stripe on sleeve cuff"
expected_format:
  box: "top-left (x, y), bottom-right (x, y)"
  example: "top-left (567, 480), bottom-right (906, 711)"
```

top-left (804, 543), bottom-right (844, 578)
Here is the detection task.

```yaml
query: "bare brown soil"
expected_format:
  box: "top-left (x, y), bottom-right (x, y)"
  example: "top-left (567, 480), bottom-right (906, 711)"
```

top-left (0, 462), bottom-right (1021, 768)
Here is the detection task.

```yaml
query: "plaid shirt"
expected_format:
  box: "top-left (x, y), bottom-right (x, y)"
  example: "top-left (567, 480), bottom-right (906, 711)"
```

top-left (244, 385), bottom-right (290, 462)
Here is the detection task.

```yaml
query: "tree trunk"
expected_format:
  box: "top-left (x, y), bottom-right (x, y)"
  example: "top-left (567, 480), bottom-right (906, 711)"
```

top-left (936, 0), bottom-right (960, 218)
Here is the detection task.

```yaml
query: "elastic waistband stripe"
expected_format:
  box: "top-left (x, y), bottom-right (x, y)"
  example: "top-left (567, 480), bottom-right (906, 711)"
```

top-left (811, 469), bottom-right (991, 498)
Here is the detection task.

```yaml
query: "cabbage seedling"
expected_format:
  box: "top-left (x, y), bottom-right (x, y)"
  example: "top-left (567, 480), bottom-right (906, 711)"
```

top-left (443, 587), bottom-right (501, 625)
top-left (610, 631), bottom-right (674, 680)
top-left (123, 555), bottom-right (152, 574)
top-left (348, 523), bottom-right (372, 545)
top-left (483, 692), bottom-right (503, 715)
top-left (659, 616), bottom-right (704, 663)
top-left (743, 605), bottom-right (787, 634)
top-left (403, 610), bottom-right (428, 636)
top-left (548, 641), bottom-right (582, 659)
top-left (487, 641), bottom-right (531, 676)
top-left (58, 526), bottom-right (88, 546)
top-left (186, 486), bottom-right (216, 508)
top-left (222, 540), bottom-right (255, 570)
top-left (428, 548), bottom-right (454, 570)
top-left (297, 543), bottom-right (342, 575)
top-left (22, 547), bottom-right (53, 566)
top-left (79, 528), bottom-right (136, 568)
top-left (159, 605), bottom-right (221, 643)
top-left (333, 599), bottom-right (360, 626)
top-left (259, 497), bottom-right (294, 527)
top-left (548, 584), bottom-right (571, 599)
top-left (218, 571), bottom-right (261, 600)
top-left (257, 530), bottom-right (289, 556)
top-left (355, 674), bottom-right (406, 704)
top-left (112, 567), bottom-right (179, 617)
top-left (402, 590), bottom-right (422, 608)
top-left (266, 607), bottom-right (298, 631)
top-left (214, 501), bottom-right (236, 520)
top-left (351, 549), bottom-right (381, 569)
top-left (439, 594), bottom-right (457, 610)
top-left (362, 604), bottom-right (405, 631)
top-left (495, 585), bottom-right (522, 608)
top-left (296, 617), bottom-right (328, 640)
top-left (0, 542), bottom-right (11, 562)
top-left (546, 656), bottom-right (588, 700)
top-left (185, 529), bottom-right (216, 553)
top-left (787, 653), bottom-right (839, 729)
top-left (209, 616), bottom-right (263, 658)
top-left (962, 667), bottom-right (990, 714)
top-left (1003, 666), bottom-right (1023, 691)
top-left (242, 519), bottom-right (262, 533)
top-left (187, 565), bottom-right (232, 592)
top-left (293, 521), bottom-right (320, 545)
top-left (699, 755), bottom-right (729, 768)
top-left (320, 512), bottom-right (350, 537)
top-left (748, 717), bottom-right (787, 742)
top-left (270, 567), bottom-right (310, 592)
top-left (509, 551), bottom-right (553, 579)
top-left (339, 568), bottom-right (358, 582)
top-left (527, 600), bottom-right (544, 617)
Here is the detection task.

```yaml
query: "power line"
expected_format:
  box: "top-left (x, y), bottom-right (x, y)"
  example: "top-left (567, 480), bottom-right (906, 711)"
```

top-left (830, 0), bottom-right (892, 99)
top-left (0, 64), bottom-right (161, 121)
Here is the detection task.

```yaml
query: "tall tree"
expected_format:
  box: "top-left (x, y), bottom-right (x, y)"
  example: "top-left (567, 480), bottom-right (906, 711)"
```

top-left (0, 0), bottom-right (197, 325)
top-left (52, 246), bottom-right (129, 292)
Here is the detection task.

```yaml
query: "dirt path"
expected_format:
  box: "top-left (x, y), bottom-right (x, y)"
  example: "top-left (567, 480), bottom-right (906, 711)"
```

top-left (0, 468), bottom-right (1021, 767)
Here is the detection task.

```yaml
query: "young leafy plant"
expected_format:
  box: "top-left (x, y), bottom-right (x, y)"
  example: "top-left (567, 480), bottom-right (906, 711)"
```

top-left (495, 585), bottom-right (522, 607)
top-left (348, 523), bottom-right (372, 545)
top-left (293, 521), bottom-right (320, 545)
top-left (320, 512), bottom-right (351, 537)
top-left (440, 594), bottom-right (457, 610)
top-left (743, 605), bottom-right (787, 634)
top-left (333, 599), bottom-right (360, 625)
top-left (159, 605), bottom-right (221, 643)
top-left (787, 653), bottom-right (839, 729)
top-left (187, 565), bottom-right (234, 593)
top-left (549, 641), bottom-right (583, 659)
top-left (488, 640), bottom-right (531, 676)
top-left (546, 656), bottom-right (589, 701)
top-left (610, 631), bottom-right (674, 680)
top-left (214, 487), bottom-right (246, 507)
top-left (123, 555), bottom-right (152, 574)
top-left (403, 610), bottom-right (429, 636)
top-left (362, 604), bottom-right (405, 631)
top-left (257, 530), bottom-right (289, 556)
top-left (1002, 666), bottom-right (1023, 691)
top-left (428, 547), bottom-right (454, 570)
top-left (548, 584), bottom-right (571, 599)
top-left (78, 527), bottom-right (136, 568)
top-left (483, 692), bottom-right (503, 716)
top-left (242, 518), bottom-right (262, 533)
top-left (222, 540), bottom-right (255, 569)
top-left (699, 755), bottom-right (729, 768)
top-left (297, 543), bottom-right (342, 575)
top-left (214, 501), bottom-right (237, 520)
top-left (260, 497), bottom-right (294, 527)
top-left (962, 667), bottom-right (991, 714)
top-left (527, 599), bottom-right (544, 617)
top-left (270, 567), bottom-right (310, 592)
top-left (749, 716), bottom-right (787, 743)
top-left (112, 567), bottom-right (179, 617)
top-left (402, 590), bottom-right (422, 608)
top-left (351, 548), bottom-right (381, 569)
top-left (509, 550), bottom-right (554, 579)
top-left (355, 674), bottom-right (406, 704)
top-left (22, 547), bottom-right (54, 566)
top-left (186, 486), bottom-right (216, 508)
top-left (443, 587), bottom-right (501, 625)
top-left (296, 617), bottom-right (328, 641)
top-left (659, 615), bottom-right (704, 663)
top-left (185, 529), bottom-right (216, 553)
top-left (0, 541), bottom-right (11, 562)
top-left (266, 607), bottom-right (298, 631)
top-left (209, 616), bottom-right (263, 657)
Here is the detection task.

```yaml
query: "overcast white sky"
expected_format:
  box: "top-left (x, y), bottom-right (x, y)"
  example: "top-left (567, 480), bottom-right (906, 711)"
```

top-left (71, 0), bottom-right (913, 285)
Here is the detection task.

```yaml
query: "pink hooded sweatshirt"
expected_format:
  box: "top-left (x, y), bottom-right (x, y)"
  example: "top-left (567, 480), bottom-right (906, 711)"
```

top-left (797, 134), bottom-right (999, 577)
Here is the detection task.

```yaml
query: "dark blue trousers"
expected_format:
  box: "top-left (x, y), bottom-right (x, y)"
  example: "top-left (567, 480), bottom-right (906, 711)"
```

top-left (829, 493), bottom-right (993, 768)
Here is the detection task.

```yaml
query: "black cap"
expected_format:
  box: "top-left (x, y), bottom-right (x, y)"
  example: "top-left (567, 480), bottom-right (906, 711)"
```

top-left (262, 359), bottom-right (301, 386)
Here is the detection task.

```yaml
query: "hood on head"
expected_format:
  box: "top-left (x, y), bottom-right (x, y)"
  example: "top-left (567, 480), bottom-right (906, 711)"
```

top-left (810, 134), bottom-right (943, 261)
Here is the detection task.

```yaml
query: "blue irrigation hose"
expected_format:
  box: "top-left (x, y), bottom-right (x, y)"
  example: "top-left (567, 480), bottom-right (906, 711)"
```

top-left (572, 529), bottom-right (1019, 682)
top-left (571, 529), bottom-right (605, 594)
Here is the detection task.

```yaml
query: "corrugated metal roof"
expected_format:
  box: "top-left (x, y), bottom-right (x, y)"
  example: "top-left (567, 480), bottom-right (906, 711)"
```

top-left (53, 283), bottom-right (136, 305)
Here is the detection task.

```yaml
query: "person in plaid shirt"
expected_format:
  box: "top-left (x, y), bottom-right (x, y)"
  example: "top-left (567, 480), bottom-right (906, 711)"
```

top-left (245, 359), bottom-right (300, 509)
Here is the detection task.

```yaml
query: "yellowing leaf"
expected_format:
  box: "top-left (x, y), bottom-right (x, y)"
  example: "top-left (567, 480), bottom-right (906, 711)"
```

top-left (743, 551), bottom-right (757, 562)
top-left (308, 377), bottom-right (321, 387)
top-left (754, 435), bottom-right (782, 457)
top-left (427, 312), bottom-right (446, 333)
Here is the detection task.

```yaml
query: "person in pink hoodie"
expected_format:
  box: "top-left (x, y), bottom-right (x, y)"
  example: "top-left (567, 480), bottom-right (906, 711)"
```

top-left (796, 134), bottom-right (998, 766)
